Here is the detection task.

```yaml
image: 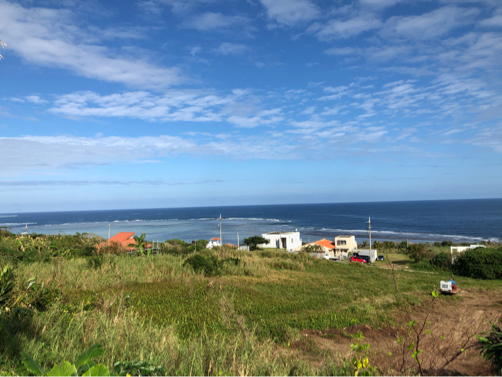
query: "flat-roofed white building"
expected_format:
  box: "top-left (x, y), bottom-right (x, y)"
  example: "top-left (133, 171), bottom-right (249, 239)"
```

top-left (451, 244), bottom-right (486, 254)
top-left (334, 235), bottom-right (357, 254)
top-left (260, 231), bottom-right (302, 251)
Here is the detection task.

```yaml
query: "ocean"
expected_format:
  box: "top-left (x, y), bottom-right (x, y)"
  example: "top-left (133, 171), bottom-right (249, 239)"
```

top-left (1, 199), bottom-right (501, 244)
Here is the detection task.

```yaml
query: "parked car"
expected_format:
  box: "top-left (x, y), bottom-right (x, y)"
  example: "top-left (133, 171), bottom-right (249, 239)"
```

top-left (376, 255), bottom-right (384, 261)
top-left (350, 256), bottom-right (367, 264)
top-left (358, 255), bottom-right (371, 263)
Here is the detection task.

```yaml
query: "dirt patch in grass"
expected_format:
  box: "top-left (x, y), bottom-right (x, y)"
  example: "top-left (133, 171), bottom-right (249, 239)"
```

top-left (284, 289), bottom-right (500, 376)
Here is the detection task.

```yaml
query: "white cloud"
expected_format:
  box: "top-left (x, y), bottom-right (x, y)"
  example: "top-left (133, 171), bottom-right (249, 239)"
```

top-left (182, 12), bottom-right (249, 31)
top-left (0, 134), bottom-right (302, 172)
top-left (313, 13), bottom-right (382, 40)
top-left (259, 0), bottom-right (320, 27)
top-left (382, 6), bottom-right (480, 40)
top-left (25, 95), bottom-right (48, 104)
top-left (480, 8), bottom-right (502, 28)
top-left (214, 43), bottom-right (250, 55)
top-left (0, 1), bottom-right (184, 90)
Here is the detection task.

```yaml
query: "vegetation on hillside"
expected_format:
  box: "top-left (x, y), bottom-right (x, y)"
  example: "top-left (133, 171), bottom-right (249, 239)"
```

top-left (1, 230), bottom-right (501, 375)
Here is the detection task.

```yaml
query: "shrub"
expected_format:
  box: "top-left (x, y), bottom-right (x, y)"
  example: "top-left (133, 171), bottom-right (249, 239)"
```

top-left (86, 255), bottom-right (104, 270)
top-left (431, 252), bottom-right (451, 270)
top-left (453, 248), bottom-right (502, 280)
top-left (183, 254), bottom-right (222, 277)
top-left (407, 244), bottom-right (433, 262)
top-left (441, 240), bottom-right (453, 247)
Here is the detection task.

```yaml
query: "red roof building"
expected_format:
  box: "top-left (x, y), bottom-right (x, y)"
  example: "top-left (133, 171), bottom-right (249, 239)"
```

top-left (98, 232), bottom-right (151, 252)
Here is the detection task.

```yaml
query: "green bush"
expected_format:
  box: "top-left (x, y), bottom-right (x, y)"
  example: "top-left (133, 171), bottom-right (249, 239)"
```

top-left (453, 248), bottom-right (502, 280)
top-left (86, 255), bottom-right (104, 270)
top-left (183, 254), bottom-right (222, 277)
top-left (431, 252), bottom-right (451, 270)
top-left (407, 243), bottom-right (433, 262)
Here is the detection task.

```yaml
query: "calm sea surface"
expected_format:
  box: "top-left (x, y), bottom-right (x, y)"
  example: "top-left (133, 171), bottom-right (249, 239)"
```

top-left (1, 199), bottom-right (501, 244)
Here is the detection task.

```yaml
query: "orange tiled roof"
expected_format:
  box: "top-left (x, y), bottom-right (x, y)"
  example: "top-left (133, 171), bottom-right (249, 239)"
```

top-left (98, 232), bottom-right (151, 252)
top-left (313, 239), bottom-right (336, 250)
top-left (109, 232), bottom-right (135, 243)
top-left (210, 237), bottom-right (220, 241)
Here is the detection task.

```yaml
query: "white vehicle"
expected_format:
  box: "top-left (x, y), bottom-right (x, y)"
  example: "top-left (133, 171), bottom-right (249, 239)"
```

top-left (439, 280), bottom-right (459, 295)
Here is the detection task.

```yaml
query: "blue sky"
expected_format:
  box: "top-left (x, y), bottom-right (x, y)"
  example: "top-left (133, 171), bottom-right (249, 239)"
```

top-left (0, 0), bottom-right (501, 212)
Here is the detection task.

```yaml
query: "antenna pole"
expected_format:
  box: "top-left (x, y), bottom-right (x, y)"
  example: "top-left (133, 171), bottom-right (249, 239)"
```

top-left (368, 217), bottom-right (372, 251)
top-left (219, 214), bottom-right (223, 248)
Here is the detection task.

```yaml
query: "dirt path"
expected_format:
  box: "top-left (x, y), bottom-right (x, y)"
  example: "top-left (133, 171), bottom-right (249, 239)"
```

top-left (285, 289), bottom-right (501, 375)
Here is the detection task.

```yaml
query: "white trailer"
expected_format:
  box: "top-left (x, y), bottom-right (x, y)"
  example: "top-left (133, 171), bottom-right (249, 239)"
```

top-left (354, 249), bottom-right (377, 263)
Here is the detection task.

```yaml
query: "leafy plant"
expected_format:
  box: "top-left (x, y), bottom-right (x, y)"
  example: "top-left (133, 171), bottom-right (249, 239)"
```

top-left (476, 317), bottom-right (502, 375)
top-left (0, 265), bottom-right (15, 307)
top-left (130, 234), bottom-right (148, 256)
top-left (20, 343), bottom-right (109, 376)
top-left (348, 333), bottom-right (376, 376)
top-left (113, 360), bottom-right (166, 376)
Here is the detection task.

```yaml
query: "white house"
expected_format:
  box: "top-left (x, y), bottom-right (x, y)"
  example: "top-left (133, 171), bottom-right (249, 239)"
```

top-left (207, 237), bottom-right (221, 249)
top-left (334, 235), bottom-right (358, 254)
top-left (450, 244), bottom-right (486, 254)
top-left (260, 231), bottom-right (302, 251)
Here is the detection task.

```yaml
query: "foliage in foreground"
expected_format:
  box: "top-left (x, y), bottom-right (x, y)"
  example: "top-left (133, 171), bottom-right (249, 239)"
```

top-left (21, 344), bottom-right (109, 376)
top-left (477, 317), bottom-right (502, 375)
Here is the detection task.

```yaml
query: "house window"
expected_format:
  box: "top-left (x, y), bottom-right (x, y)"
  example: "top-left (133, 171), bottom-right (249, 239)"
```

top-left (337, 240), bottom-right (347, 245)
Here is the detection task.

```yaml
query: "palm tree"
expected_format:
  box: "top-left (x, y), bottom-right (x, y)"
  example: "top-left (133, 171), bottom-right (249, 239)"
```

top-left (384, 241), bottom-right (394, 250)
top-left (373, 240), bottom-right (380, 249)
top-left (362, 241), bottom-right (368, 248)
top-left (130, 233), bottom-right (147, 256)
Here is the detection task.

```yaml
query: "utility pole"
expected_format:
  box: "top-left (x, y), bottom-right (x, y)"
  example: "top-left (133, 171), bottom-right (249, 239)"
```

top-left (367, 217), bottom-right (372, 251)
top-left (217, 214), bottom-right (224, 248)
top-left (108, 223), bottom-right (111, 240)
top-left (237, 232), bottom-right (239, 249)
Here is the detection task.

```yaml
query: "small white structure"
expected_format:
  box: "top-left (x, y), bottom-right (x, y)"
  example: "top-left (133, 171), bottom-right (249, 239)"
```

top-left (450, 244), bottom-right (486, 254)
top-left (260, 231), bottom-right (302, 251)
top-left (334, 235), bottom-right (358, 253)
top-left (354, 249), bottom-right (377, 263)
top-left (207, 237), bottom-right (221, 249)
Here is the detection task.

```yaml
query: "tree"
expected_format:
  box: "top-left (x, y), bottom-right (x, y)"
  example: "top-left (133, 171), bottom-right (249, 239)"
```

top-left (384, 241), bottom-right (395, 250)
top-left (130, 233), bottom-right (147, 256)
top-left (407, 243), bottom-right (432, 262)
top-left (373, 240), bottom-right (381, 249)
top-left (361, 241), bottom-right (368, 248)
top-left (243, 236), bottom-right (269, 251)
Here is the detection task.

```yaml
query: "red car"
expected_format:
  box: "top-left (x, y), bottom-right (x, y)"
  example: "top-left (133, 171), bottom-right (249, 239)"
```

top-left (350, 256), bottom-right (367, 264)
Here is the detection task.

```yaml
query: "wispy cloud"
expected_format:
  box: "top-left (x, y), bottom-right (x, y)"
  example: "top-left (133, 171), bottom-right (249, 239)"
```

top-left (213, 43), bottom-right (251, 55)
top-left (0, 1), bottom-right (184, 90)
top-left (259, 0), bottom-right (320, 27)
top-left (182, 12), bottom-right (250, 31)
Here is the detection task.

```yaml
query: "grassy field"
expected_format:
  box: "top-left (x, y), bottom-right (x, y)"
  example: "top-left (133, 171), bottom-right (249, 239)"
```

top-left (1, 237), bottom-right (501, 375)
